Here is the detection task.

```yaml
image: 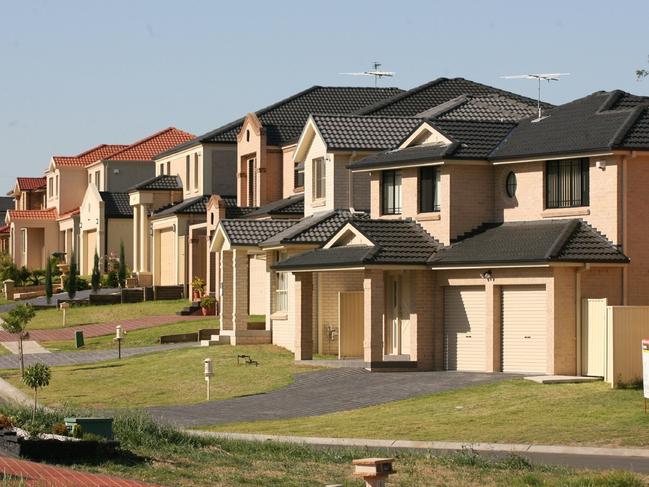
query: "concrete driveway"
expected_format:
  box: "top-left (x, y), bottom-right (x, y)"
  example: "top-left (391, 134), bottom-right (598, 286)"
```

top-left (148, 368), bottom-right (519, 427)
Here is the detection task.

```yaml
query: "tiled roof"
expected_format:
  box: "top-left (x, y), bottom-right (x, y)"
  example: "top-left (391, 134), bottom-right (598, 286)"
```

top-left (57, 207), bottom-right (80, 220)
top-left (350, 119), bottom-right (515, 170)
top-left (428, 220), bottom-right (628, 266)
top-left (244, 194), bottom-right (304, 219)
top-left (100, 192), bottom-right (133, 218)
top-left (310, 114), bottom-right (422, 151)
top-left (491, 90), bottom-right (649, 160)
top-left (0, 225), bottom-right (9, 234)
top-left (7, 209), bottom-right (57, 221)
top-left (107, 127), bottom-right (194, 161)
top-left (220, 219), bottom-right (297, 246)
top-left (357, 77), bottom-right (548, 117)
top-left (420, 94), bottom-right (539, 122)
top-left (0, 197), bottom-right (13, 212)
top-left (160, 86), bottom-right (404, 156)
top-left (274, 219), bottom-right (439, 270)
top-left (16, 177), bottom-right (46, 191)
top-left (130, 175), bottom-right (182, 191)
top-left (153, 195), bottom-right (211, 217)
top-left (53, 144), bottom-right (127, 167)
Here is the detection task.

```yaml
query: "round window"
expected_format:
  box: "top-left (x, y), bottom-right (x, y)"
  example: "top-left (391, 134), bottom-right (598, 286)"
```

top-left (506, 171), bottom-right (517, 198)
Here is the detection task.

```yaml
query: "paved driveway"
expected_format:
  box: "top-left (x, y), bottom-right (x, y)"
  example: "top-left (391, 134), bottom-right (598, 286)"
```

top-left (148, 368), bottom-right (518, 427)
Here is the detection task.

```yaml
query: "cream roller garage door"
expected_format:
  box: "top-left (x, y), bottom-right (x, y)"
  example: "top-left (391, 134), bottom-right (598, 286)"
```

top-left (158, 228), bottom-right (175, 285)
top-left (85, 230), bottom-right (96, 274)
top-left (501, 286), bottom-right (547, 373)
top-left (444, 286), bottom-right (486, 371)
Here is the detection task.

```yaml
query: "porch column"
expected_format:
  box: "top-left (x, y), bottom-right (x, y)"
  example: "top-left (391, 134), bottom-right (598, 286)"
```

top-left (133, 205), bottom-right (140, 271)
top-left (294, 272), bottom-right (313, 360)
top-left (232, 249), bottom-right (249, 332)
top-left (140, 204), bottom-right (150, 273)
top-left (363, 269), bottom-right (384, 365)
top-left (266, 251), bottom-right (276, 331)
top-left (220, 250), bottom-right (233, 331)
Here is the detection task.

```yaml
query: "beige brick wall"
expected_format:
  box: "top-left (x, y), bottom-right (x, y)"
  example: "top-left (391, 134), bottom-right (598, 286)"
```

top-left (282, 145), bottom-right (300, 198)
top-left (248, 254), bottom-right (268, 316)
top-left (581, 267), bottom-right (623, 305)
top-left (450, 164), bottom-right (494, 241)
top-left (625, 155), bottom-right (649, 305)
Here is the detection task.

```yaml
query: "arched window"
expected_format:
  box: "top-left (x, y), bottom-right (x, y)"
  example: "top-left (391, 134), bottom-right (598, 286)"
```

top-left (506, 171), bottom-right (517, 198)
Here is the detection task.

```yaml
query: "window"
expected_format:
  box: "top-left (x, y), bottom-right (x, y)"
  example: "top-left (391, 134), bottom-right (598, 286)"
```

top-left (210, 212), bottom-right (214, 225)
top-left (382, 170), bottom-right (402, 215)
top-left (94, 171), bottom-right (100, 189)
top-left (312, 157), bottom-right (326, 200)
top-left (506, 171), bottom-right (517, 198)
top-left (246, 129), bottom-right (250, 142)
top-left (275, 252), bottom-right (288, 312)
top-left (55, 175), bottom-right (59, 196)
top-left (166, 161), bottom-right (170, 175)
top-left (194, 154), bottom-right (199, 190)
top-left (185, 155), bottom-right (190, 188)
top-left (48, 178), bottom-right (53, 198)
top-left (247, 157), bottom-right (256, 206)
top-left (546, 158), bottom-right (589, 208)
top-left (419, 167), bottom-right (440, 213)
top-left (294, 163), bottom-right (304, 189)
top-left (159, 163), bottom-right (164, 175)
top-left (88, 173), bottom-right (92, 184)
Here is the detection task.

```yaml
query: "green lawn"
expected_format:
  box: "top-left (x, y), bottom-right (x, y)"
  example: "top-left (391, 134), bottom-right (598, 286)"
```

top-left (21, 299), bottom-right (191, 330)
top-left (42, 319), bottom-right (216, 352)
top-left (0, 404), bottom-right (644, 487)
top-left (1, 344), bottom-right (316, 408)
top-left (207, 379), bottom-right (649, 448)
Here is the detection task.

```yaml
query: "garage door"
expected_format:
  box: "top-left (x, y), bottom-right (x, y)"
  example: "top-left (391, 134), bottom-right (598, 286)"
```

top-left (85, 230), bottom-right (96, 274)
top-left (501, 286), bottom-right (547, 373)
top-left (158, 228), bottom-right (175, 285)
top-left (444, 287), bottom-right (486, 371)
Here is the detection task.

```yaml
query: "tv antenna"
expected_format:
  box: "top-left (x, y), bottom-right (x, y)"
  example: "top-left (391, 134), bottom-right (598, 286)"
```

top-left (340, 62), bottom-right (395, 87)
top-left (500, 72), bottom-right (570, 122)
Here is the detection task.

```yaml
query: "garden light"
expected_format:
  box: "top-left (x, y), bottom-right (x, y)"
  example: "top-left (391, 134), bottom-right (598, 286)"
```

top-left (204, 358), bottom-right (213, 401)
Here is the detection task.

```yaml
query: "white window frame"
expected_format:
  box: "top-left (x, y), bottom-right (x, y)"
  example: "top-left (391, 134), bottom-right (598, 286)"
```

top-left (312, 157), bottom-right (326, 201)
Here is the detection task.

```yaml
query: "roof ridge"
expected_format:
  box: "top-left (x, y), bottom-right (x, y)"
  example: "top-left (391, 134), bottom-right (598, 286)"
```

top-left (544, 219), bottom-right (580, 259)
top-left (355, 78), bottom-right (448, 115)
top-left (610, 104), bottom-right (649, 147)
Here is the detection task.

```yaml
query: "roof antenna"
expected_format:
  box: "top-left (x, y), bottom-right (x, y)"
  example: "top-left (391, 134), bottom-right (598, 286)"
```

top-left (500, 73), bottom-right (570, 122)
top-left (340, 62), bottom-right (395, 87)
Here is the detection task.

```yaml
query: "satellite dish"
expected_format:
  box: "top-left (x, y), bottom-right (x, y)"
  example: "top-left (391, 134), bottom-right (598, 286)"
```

top-left (501, 72), bottom-right (570, 121)
top-left (340, 62), bottom-right (395, 87)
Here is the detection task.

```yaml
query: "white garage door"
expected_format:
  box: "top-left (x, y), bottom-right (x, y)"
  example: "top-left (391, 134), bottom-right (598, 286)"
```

top-left (444, 287), bottom-right (486, 371)
top-left (501, 286), bottom-right (547, 373)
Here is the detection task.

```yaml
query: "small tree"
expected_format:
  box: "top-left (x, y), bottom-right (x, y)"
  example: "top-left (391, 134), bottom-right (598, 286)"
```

top-left (91, 251), bottom-right (101, 293)
top-left (118, 241), bottom-right (127, 288)
top-left (45, 258), bottom-right (53, 304)
top-left (66, 251), bottom-right (78, 299)
top-left (22, 363), bottom-right (51, 421)
top-left (1, 304), bottom-right (35, 377)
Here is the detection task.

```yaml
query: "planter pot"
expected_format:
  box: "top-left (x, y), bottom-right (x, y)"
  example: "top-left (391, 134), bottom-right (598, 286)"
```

top-left (201, 304), bottom-right (215, 316)
top-left (125, 277), bottom-right (137, 289)
top-left (192, 290), bottom-right (202, 300)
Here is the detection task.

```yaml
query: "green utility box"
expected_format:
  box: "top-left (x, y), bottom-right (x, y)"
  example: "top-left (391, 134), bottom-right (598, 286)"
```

top-left (64, 417), bottom-right (113, 440)
top-left (74, 330), bottom-right (84, 348)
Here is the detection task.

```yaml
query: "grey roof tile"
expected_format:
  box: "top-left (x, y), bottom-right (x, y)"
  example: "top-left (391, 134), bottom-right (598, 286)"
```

top-left (99, 192), bottom-right (133, 218)
top-left (153, 195), bottom-right (210, 217)
top-left (130, 174), bottom-right (182, 191)
top-left (244, 194), bottom-right (304, 219)
top-left (428, 220), bottom-right (628, 266)
top-left (220, 219), bottom-right (297, 246)
top-left (311, 114), bottom-right (423, 151)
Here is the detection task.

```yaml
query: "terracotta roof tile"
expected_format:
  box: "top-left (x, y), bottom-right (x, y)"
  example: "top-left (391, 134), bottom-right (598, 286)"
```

top-left (53, 144), bottom-right (127, 167)
top-left (0, 225), bottom-right (9, 234)
top-left (16, 177), bottom-right (46, 191)
top-left (56, 207), bottom-right (80, 220)
top-left (7, 209), bottom-right (57, 220)
top-left (106, 127), bottom-right (195, 161)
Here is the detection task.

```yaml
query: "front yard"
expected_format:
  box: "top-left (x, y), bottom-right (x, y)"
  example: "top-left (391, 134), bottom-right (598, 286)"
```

top-left (208, 379), bottom-right (649, 448)
top-left (24, 299), bottom-right (190, 330)
top-left (0, 345), bottom-right (316, 408)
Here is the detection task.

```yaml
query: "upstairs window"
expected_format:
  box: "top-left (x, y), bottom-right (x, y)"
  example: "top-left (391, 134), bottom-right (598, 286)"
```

top-left (382, 170), bottom-right (402, 215)
top-left (275, 251), bottom-right (288, 313)
top-left (185, 155), bottom-right (190, 188)
top-left (294, 163), bottom-right (304, 189)
top-left (159, 163), bottom-right (164, 175)
top-left (247, 157), bottom-right (256, 206)
top-left (48, 178), bottom-right (53, 199)
top-left (546, 158), bottom-right (589, 209)
top-left (312, 157), bottom-right (326, 200)
top-left (419, 166), bottom-right (440, 213)
top-left (194, 154), bottom-right (199, 190)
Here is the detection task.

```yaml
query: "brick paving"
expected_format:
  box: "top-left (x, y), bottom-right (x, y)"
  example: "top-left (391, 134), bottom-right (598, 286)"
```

top-left (0, 315), bottom-right (210, 343)
top-left (0, 343), bottom-right (196, 369)
top-left (0, 454), bottom-right (158, 486)
top-left (148, 369), bottom-right (519, 427)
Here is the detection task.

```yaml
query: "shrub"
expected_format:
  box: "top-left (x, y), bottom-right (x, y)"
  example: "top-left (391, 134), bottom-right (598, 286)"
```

top-left (71, 424), bottom-right (83, 439)
top-left (51, 422), bottom-right (68, 436)
top-left (118, 241), bottom-right (127, 287)
top-left (91, 251), bottom-right (101, 293)
top-left (23, 419), bottom-right (48, 438)
top-left (66, 251), bottom-right (78, 299)
top-left (82, 432), bottom-right (105, 442)
top-left (23, 363), bottom-right (51, 420)
top-left (45, 258), bottom-right (53, 304)
top-left (103, 270), bottom-right (119, 288)
top-left (200, 295), bottom-right (216, 309)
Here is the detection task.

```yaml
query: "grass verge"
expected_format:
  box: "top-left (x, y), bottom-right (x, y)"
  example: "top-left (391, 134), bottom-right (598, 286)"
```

top-left (42, 320), bottom-right (215, 352)
top-left (0, 403), bottom-right (645, 487)
top-left (207, 379), bottom-right (649, 448)
top-left (0, 345), bottom-right (315, 408)
top-left (24, 299), bottom-right (192, 330)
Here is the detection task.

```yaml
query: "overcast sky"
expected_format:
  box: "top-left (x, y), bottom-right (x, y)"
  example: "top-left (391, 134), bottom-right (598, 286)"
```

top-left (1, 0), bottom-right (648, 191)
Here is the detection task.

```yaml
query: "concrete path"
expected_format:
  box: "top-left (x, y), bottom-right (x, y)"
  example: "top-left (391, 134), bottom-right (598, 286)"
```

top-left (0, 314), bottom-right (210, 343)
top-left (0, 454), bottom-right (159, 486)
top-left (148, 369), bottom-right (519, 427)
top-left (0, 342), bottom-right (196, 369)
top-left (191, 430), bottom-right (649, 474)
top-left (0, 340), bottom-right (50, 355)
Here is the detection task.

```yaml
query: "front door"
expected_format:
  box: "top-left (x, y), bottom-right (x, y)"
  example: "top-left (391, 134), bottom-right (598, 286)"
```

top-left (338, 291), bottom-right (364, 358)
